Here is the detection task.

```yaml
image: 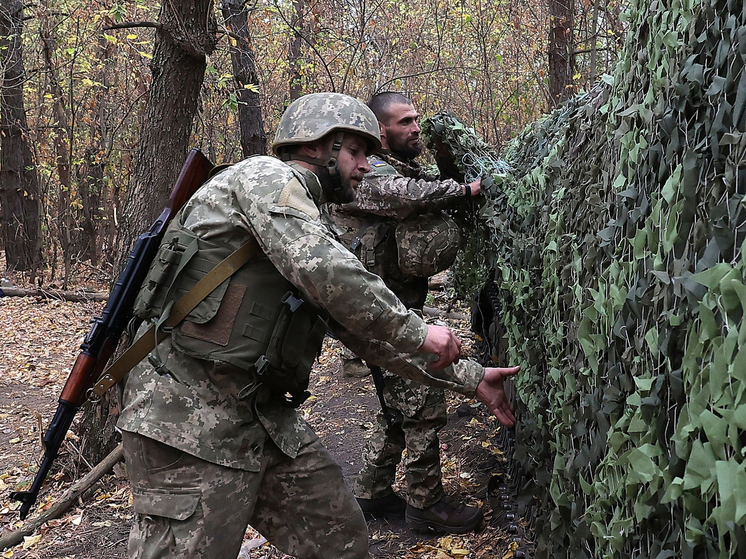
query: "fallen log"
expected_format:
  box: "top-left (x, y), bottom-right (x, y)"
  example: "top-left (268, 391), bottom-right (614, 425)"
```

top-left (0, 443), bottom-right (124, 551)
top-left (0, 287), bottom-right (108, 302)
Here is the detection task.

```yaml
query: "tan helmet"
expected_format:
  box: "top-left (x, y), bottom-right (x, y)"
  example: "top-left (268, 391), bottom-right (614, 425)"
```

top-left (272, 92), bottom-right (381, 155)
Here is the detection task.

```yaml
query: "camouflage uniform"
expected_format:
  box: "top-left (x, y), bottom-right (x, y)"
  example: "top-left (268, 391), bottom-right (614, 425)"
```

top-left (323, 151), bottom-right (467, 510)
top-left (119, 153), bottom-right (484, 559)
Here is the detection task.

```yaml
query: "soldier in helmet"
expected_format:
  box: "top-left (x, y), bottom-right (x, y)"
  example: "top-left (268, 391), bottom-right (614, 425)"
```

top-left (323, 92), bottom-right (485, 533)
top-left (118, 92), bottom-right (519, 559)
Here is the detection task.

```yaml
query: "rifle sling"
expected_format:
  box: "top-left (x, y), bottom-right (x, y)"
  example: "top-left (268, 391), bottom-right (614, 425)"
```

top-left (91, 238), bottom-right (260, 397)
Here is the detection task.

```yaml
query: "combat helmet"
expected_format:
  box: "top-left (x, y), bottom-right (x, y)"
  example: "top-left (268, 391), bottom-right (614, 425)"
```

top-left (272, 92), bottom-right (381, 157)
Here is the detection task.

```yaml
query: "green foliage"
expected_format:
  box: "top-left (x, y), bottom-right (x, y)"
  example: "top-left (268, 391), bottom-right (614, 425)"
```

top-left (427, 0), bottom-right (746, 556)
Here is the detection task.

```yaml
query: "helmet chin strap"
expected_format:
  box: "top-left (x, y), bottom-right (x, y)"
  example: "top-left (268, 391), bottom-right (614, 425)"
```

top-left (282, 131), bottom-right (346, 195)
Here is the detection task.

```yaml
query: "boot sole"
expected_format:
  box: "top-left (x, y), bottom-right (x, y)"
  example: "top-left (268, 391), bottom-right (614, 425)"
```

top-left (405, 511), bottom-right (483, 534)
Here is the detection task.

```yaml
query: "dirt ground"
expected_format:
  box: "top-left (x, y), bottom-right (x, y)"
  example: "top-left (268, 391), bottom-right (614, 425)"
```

top-left (0, 266), bottom-right (534, 559)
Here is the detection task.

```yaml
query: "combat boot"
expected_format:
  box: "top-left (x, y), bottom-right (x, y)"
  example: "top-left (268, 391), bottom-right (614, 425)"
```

top-left (356, 492), bottom-right (406, 518)
top-left (405, 495), bottom-right (483, 533)
top-left (342, 357), bottom-right (371, 378)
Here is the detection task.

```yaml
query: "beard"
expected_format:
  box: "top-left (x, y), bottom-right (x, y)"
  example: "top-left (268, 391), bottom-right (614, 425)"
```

top-left (388, 135), bottom-right (423, 161)
top-left (318, 166), bottom-right (360, 204)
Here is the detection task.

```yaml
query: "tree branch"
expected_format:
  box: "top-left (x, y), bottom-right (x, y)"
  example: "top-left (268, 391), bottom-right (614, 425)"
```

top-left (0, 444), bottom-right (124, 552)
top-left (103, 21), bottom-right (162, 31)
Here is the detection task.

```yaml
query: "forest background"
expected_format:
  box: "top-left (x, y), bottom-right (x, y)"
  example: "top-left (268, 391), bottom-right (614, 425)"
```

top-left (0, 0), bottom-right (627, 290)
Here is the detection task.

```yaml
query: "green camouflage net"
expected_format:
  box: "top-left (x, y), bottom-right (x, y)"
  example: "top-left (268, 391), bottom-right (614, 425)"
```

top-left (422, 0), bottom-right (746, 557)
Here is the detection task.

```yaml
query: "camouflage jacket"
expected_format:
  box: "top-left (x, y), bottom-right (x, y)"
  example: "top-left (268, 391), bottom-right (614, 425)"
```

top-left (118, 156), bottom-right (484, 470)
top-left (336, 151), bottom-right (465, 221)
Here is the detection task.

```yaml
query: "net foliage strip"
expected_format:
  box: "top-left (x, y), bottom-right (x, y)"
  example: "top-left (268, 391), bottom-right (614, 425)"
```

top-left (422, 0), bottom-right (746, 557)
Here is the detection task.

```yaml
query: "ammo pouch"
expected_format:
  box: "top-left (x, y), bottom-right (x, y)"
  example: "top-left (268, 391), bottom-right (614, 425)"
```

top-left (133, 224), bottom-right (328, 407)
top-left (349, 220), bottom-right (399, 280)
top-left (349, 212), bottom-right (460, 279)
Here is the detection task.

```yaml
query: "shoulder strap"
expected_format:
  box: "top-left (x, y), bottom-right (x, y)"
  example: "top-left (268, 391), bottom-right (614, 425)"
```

top-left (90, 237), bottom-right (260, 397)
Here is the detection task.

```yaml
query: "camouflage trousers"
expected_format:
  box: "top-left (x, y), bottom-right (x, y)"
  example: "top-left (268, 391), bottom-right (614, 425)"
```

top-left (353, 374), bottom-right (448, 509)
top-left (123, 430), bottom-right (369, 559)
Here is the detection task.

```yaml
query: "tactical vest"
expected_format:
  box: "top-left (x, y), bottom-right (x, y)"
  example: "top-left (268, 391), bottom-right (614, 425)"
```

top-left (133, 224), bottom-right (329, 407)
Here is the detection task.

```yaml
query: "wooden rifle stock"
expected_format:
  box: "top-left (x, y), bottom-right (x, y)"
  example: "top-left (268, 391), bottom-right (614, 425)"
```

top-left (10, 149), bottom-right (214, 521)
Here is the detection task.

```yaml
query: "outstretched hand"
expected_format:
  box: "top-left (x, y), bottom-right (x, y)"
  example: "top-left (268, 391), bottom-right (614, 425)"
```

top-left (475, 366), bottom-right (520, 427)
top-left (419, 324), bottom-right (461, 369)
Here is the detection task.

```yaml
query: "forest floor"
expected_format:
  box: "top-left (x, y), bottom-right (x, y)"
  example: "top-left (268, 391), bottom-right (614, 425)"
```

top-left (0, 260), bottom-right (533, 559)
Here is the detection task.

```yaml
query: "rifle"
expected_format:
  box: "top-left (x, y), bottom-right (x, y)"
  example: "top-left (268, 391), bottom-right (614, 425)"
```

top-left (10, 149), bottom-right (214, 521)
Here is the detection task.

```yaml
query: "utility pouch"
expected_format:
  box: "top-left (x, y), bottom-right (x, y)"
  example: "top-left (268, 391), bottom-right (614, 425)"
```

top-left (255, 291), bottom-right (328, 407)
top-left (133, 232), bottom-right (197, 320)
top-left (349, 221), bottom-right (398, 279)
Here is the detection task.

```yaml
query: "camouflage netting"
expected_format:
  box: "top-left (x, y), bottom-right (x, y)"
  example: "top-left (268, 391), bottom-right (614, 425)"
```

top-left (422, 0), bottom-right (746, 557)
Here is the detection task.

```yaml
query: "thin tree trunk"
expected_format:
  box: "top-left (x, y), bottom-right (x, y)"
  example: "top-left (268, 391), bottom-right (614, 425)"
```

top-left (548, 0), bottom-right (574, 107)
top-left (221, 0), bottom-right (267, 156)
top-left (76, 35), bottom-right (117, 267)
top-left (39, 0), bottom-right (73, 289)
top-left (288, 0), bottom-right (305, 101)
top-left (0, 0), bottom-right (42, 276)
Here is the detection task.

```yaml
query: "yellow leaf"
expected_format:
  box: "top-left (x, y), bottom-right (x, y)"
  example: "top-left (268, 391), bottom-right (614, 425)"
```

top-left (126, 34), bottom-right (137, 39)
top-left (452, 549), bottom-right (471, 556)
top-left (139, 51), bottom-right (152, 59)
top-left (9, 438), bottom-right (20, 444)
top-left (22, 534), bottom-right (42, 549)
top-left (4, 549), bottom-right (14, 557)
top-left (438, 536), bottom-right (453, 549)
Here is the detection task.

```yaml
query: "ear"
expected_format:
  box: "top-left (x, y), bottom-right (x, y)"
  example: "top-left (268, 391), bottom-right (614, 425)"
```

top-left (378, 120), bottom-right (389, 148)
top-left (298, 139), bottom-right (324, 159)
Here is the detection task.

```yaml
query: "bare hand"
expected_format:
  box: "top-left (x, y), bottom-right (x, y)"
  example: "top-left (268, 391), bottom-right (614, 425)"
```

top-left (418, 324), bottom-right (461, 369)
top-left (475, 366), bottom-right (520, 427)
top-left (468, 177), bottom-right (481, 197)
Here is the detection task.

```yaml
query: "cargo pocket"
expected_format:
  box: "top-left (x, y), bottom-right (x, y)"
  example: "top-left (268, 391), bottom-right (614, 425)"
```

top-left (132, 489), bottom-right (201, 521)
top-left (130, 489), bottom-right (206, 559)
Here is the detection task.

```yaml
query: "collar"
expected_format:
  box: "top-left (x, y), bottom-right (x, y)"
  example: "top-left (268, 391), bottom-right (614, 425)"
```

top-left (286, 161), bottom-right (324, 205)
top-left (376, 151), bottom-right (427, 179)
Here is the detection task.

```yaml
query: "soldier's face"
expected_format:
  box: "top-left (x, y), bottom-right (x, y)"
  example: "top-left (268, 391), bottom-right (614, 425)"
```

top-left (381, 102), bottom-right (423, 160)
top-left (331, 134), bottom-right (371, 203)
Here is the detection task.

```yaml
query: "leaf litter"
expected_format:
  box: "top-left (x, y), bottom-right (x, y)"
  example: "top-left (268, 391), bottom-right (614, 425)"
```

top-left (0, 268), bottom-right (530, 558)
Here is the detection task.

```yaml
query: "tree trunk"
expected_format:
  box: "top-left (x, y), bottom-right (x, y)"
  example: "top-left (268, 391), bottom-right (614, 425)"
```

top-left (115, 0), bottom-right (218, 272)
top-left (39, 0), bottom-right (73, 289)
top-left (82, 0), bottom-right (218, 467)
top-left (76, 35), bottom-right (117, 267)
top-left (288, 0), bottom-right (305, 101)
top-left (548, 0), bottom-right (574, 107)
top-left (221, 0), bottom-right (267, 156)
top-left (0, 0), bottom-right (42, 276)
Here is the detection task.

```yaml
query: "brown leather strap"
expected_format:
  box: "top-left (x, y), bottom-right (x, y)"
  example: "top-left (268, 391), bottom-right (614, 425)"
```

top-left (91, 238), bottom-right (260, 397)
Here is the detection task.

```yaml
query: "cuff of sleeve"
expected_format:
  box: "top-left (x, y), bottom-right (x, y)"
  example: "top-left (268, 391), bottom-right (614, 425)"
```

top-left (392, 311), bottom-right (429, 354)
top-left (457, 361), bottom-right (485, 396)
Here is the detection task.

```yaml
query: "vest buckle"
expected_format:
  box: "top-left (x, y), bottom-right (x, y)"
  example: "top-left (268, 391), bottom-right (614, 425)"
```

top-left (255, 355), bottom-right (270, 375)
top-left (281, 292), bottom-right (303, 312)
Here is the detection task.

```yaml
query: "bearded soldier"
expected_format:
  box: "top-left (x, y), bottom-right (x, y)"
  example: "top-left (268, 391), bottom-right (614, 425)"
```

top-left (323, 92), bottom-right (486, 534)
top-left (118, 92), bottom-right (518, 559)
